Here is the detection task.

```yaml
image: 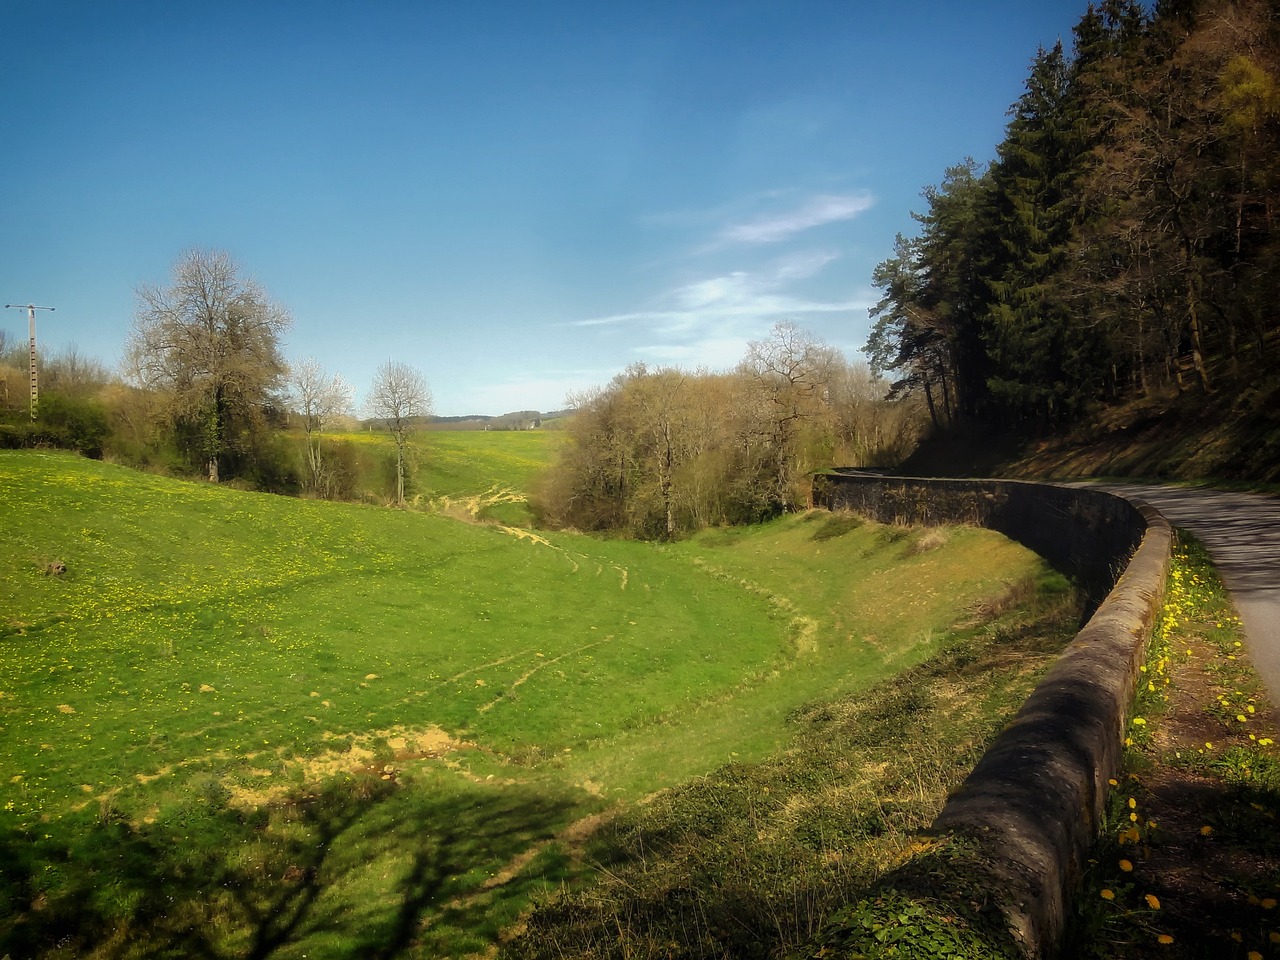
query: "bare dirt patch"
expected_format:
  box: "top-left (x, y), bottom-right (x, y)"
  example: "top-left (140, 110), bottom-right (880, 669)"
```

top-left (224, 724), bottom-right (472, 810)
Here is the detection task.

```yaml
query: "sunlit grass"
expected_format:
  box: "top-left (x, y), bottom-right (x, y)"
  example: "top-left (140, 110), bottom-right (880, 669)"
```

top-left (321, 427), bottom-right (558, 521)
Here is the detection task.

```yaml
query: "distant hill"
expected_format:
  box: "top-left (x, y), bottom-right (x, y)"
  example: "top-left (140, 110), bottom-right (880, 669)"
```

top-left (362, 409), bottom-right (573, 432)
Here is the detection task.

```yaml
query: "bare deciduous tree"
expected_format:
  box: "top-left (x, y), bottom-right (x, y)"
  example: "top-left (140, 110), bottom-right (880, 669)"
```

top-left (739, 320), bottom-right (841, 506)
top-left (367, 359), bottom-right (432, 506)
top-left (535, 323), bottom-right (921, 538)
top-left (125, 249), bottom-right (290, 482)
top-left (290, 358), bottom-right (353, 498)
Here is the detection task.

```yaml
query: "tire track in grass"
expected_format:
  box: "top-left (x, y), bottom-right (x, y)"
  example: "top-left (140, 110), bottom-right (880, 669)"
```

top-left (690, 557), bottom-right (818, 655)
top-left (432, 485), bottom-right (527, 520)
top-left (477, 639), bottom-right (610, 714)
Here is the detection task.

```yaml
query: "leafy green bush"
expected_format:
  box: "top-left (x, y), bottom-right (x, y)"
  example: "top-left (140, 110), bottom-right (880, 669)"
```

top-left (0, 393), bottom-right (109, 457)
top-left (806, 888), bottom-right (1018, 959)
top-left (37, 392), bottom-right (109, 457)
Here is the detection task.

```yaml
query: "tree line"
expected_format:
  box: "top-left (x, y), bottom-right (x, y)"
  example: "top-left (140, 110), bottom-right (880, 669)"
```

top-left (534, 321), bottom-right (920, 539)
top-left (0, 249), bottom-right (432, 506)
top-left (868, 0), bottom-right (1280, 430)
top-left (3, 252), bottom-right (922, 531)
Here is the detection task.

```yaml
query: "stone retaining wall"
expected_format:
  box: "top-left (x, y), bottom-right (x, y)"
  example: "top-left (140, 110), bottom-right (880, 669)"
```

top-left (814, 473), bottom-right (1173, 957)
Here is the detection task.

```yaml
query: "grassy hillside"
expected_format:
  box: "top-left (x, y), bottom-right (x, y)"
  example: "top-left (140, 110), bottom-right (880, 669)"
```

top-left (0, 449), bottom-right (1065, 958)
top-left (312, 428), bottom-right (558, 523)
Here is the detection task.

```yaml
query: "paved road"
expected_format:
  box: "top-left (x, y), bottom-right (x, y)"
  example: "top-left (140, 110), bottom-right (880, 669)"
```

top-left (1078, 483), bottom-right (1280, 701)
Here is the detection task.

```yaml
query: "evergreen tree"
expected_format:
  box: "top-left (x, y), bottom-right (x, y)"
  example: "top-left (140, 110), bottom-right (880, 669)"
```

top-left (983, 42), bottom-right (1098, 423)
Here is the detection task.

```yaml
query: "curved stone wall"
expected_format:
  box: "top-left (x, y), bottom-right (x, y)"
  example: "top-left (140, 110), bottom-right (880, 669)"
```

top-left (814, 473), bottom-right (1173, 958)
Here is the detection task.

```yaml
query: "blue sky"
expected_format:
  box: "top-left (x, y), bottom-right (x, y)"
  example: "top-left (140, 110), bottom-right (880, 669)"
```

top-left (3, 0), bottom-right (1091, 416)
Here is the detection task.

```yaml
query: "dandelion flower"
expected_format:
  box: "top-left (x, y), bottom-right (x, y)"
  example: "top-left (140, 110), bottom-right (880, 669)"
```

top-left (1129, 797), bottom-right (1137, 809)
top-left (1119, 859), bottom-right (1134, 872)
top-left (1200, 825), bottom-right (1214, 836)
top-left (1146, 894), bottom-right (1161, 910)
top-left (1263, 898), bottom-right (1277, 910)
top-left (1249, 951), bottom-right (1262, 960)
top-left (1100, 889), bottom-right (1115, 901)
top-left (1157, 934), bottom-right (1174, 945)
top-left (1108, 778), bottom-right (1119, 787)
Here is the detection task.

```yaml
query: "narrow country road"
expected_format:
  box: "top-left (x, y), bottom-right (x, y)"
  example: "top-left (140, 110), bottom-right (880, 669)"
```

top-left (1077, 482), bottom-right (1280, 701)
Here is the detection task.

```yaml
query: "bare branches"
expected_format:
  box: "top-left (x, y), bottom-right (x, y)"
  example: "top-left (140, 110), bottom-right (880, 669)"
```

top-left (126, 249), bottom-right (290, 482)
top-left (537, 325), bottom-right (916, 538)
top-left (367, 360), bottom-right (433, 506)
top-left (289, 358), bottom-right (353, 497)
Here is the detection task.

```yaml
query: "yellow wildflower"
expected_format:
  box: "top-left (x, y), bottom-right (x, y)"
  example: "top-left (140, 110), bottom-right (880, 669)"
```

top-left (1145, 894), bottom-right (1161, 910)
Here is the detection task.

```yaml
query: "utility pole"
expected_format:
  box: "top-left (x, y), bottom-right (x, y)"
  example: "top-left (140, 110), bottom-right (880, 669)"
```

top-left (4, 303), bottom-right (55, 420)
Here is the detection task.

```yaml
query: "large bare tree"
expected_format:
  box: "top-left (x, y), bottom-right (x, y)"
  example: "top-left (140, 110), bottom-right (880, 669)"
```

top-left (367, 359), bottom-right (432, 506)
top-left (126, 249), bottom-right (290, 482)
top-left (289, 357), bottom-right (353, 498)
top-left (739, 320), bottom-right (840, 507)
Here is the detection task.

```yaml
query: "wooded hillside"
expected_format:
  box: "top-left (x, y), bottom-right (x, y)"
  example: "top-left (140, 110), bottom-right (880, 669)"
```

top-left (869, 0), bottom-right (1280, 440)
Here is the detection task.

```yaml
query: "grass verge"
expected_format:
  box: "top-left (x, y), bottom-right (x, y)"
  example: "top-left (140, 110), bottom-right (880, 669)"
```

top-left (1067, 534), bottom-right (1280, 958)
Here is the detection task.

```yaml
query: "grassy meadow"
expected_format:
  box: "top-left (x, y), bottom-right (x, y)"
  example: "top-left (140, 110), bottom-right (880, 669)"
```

top-left (309, 428), bottom-right (558, 525)
top-left (0, 442), bottom-right (1072, 958)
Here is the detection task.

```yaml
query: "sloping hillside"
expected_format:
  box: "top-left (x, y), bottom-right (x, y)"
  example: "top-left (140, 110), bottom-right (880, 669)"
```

top-left (0, 450), bottom-right (1062, 958)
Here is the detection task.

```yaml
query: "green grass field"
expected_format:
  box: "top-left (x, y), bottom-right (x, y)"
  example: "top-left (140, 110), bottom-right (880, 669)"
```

top-left (0, 444), bottom-right (1065, 958)
top-left (319, 428), bottom-right (558, 524)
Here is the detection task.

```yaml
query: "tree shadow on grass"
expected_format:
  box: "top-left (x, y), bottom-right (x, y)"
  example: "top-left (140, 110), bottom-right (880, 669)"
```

top-left (0, 773), bottom-right (583, 959)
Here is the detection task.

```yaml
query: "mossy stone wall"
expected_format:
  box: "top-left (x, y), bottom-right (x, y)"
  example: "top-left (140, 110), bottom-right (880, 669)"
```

top-left (814, 473), bottom-right (1172, 957)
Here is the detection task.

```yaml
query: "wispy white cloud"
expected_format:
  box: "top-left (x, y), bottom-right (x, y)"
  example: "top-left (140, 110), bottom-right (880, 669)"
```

top-left (571, 251), bottom-right (861, 331)
top-left (563, 250), bottom-right (873, 371)
top-left (717, 192), bottom-right (874, 245)
top-left (559, 189), bottom-right (878, 374)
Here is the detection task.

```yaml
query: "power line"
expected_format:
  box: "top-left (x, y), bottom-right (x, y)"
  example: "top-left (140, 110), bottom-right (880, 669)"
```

top-left (4, 303), bottom-right (55, 420)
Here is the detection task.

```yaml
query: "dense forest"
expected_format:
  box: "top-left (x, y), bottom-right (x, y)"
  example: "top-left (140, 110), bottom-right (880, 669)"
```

top-left (868, 0), bottom-right (1280, 432)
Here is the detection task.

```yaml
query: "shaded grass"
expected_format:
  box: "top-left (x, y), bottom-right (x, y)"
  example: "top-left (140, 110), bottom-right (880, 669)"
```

top-left (1, 769), bottom-right (588, 960)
